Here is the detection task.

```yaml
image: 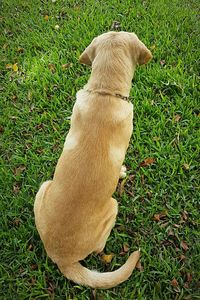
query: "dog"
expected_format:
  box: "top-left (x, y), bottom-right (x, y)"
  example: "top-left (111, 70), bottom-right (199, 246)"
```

top-left (34, 31), bottom-right (152, 289)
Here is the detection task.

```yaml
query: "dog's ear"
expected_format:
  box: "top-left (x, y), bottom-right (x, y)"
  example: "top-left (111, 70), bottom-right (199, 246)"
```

top-left (138, 41), bottom-right (152, 65)
top-left (79, 38), bottom-right (97, 65)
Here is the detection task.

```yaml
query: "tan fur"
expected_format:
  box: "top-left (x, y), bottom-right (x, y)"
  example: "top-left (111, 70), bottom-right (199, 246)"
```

top-left (34, 31), bottom-right (152, 289)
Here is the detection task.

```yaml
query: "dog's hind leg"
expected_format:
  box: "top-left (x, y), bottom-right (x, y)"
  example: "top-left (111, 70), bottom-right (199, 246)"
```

top-left (34, 180), bottom-right (52, 216)
top-left (95, 198), bottom-right (118, 253)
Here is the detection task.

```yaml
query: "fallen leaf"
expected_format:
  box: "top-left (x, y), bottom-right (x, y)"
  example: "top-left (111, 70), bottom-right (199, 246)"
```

top-left (62, 63), bottom-right (71, 69)
top-left (44, 15), bottom-right (49, 21)
top-left (173, 224), bottom-right (181, 228)
top-left (184, 282), bottom-right (189, 289)
top-left (31, 264), bottom-right (38, 270)
top-left (160, 221), bottom-right (169, 228)
top-left (48, 63), bottom-right (56, 73)
top-left (174, 114), bottom-right (181, 122)
top-left (14, 165), bottom-right (26, 176)
top-left (179, 254), bottom-right (186, 261)
top-left (13, 219), bottom-right (20, 226)
top-left (153, 136), bottom-right (160, 141)
top-left (123, 244), bottom-right (129, 253)
top-left (101, 253), bottom-right (114, 264)
top-left (180, 241), bottom-right (189, 251)
top-left (171, 278), bottom-right (179, 287)
top-left (182, 163), bottom-right (190, 170)
top-left (153, 211), bottom-right (167, 222)
top-left (140, 157), bottom-right (156, 167)
top-left (136, 260), bottom-right (144, 272)
top-left (13, 183), bottom-right (20, 194)
top-left (181, 211), bottom-right (188, 222)
top-left (160, 60), bottom-right (166, 66)
top-left (12, 63), bottom-right (18, 72)
top-left (150, 44), bottom-right (156, 50)
top-left (141, 174), bottom-right (145, 185)
top-left (111, 21), bottom-right (121, 30)
top-left (28, 244), bottom-right (33, 251)
top-left (17, 47), bottom-right (24, 53)
top-left (3, 43), bottom-right (8, 49)
top-left (187, 273), bottom-right (192, 283)
top-left (6, 63), bottom-right (13, 69)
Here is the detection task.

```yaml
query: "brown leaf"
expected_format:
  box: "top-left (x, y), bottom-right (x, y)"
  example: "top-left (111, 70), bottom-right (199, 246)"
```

top-left (44, 15), bottom-right (49, 21)
top-left (140, 157), bottom-right (155, 167)
top-left (13, 183), bottom-right (20, 194)
top-left (184, 282), bottom-right (189, 289)
top-left (31, 264), bottom-right (38, 270)
top-left (187, 273), bottom-right (192, 283)
top-left (180, 241), bottom-right (189, 251)
top-left (6, 63), bottom-right (13, 69)
top-left (0, 126), bottom-right (4, 134)
top-left (171, 278), bottom-right (179, 287)
top-left (174, 114), bottom-right (181, 122)
top-left (179, 254), bottom-right (186, 261)
top-left (123, 243), bottom-right (129, 253)
top-left (160, 60), bottom-right (166, 66)
top-left (160, 221), bottom-right (169, 228)
top-left (153, 211), bottom-right (167, 222)
top-left (101, 254), bottom-right (114, 264)
top-left (136, 260), bottom-right (144, 272)
top-left (118, 178), bottom-right (126, 196)
top-left (13, 219), bottom-right (20, 226)
top-left (28, 244), bottom-right (33, 251)
top-left (14, 165), bottom-right (26, 176)
top-left (48, 63), bottom-right (56, 73)
top-left (141, 174), bottom-right (145, 185)
top-left (62, 63), bottom-right (71, 69)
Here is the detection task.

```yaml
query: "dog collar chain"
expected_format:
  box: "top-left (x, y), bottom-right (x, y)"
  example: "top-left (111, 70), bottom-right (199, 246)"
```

top-left (85, 89), bottom-right (130, 102)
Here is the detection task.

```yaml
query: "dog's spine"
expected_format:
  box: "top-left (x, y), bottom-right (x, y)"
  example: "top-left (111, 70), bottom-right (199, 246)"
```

top-left (59, 250), bottom-right (140, 289)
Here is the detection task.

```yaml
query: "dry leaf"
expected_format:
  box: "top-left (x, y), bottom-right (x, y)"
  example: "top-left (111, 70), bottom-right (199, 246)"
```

top-left (140, 157), bottom-right (156, 167)
top-left (153, 136), bottom-right (160, 141)
top-left (101, 254), bottom-right (114, 264)
top-left (48, 63), bottom-right (56, 73)
top-left (44, 15), bottom-right (49, 21)
top-left (13, 219), bottom-right (20, 226)
top-left (187, 273), bottom-right (192, 283)
top-left (181, 211), bottom-right (188, 221)
top-left (136, 260), bottom-right (144, 272)
top-left (174, 114), bottom-right (181, 122)
top-left (17, 47), bottom-right (24, 53)
top-left (179, 254), bottom-right (186, 261)
top-left (153, 211), bottom-right (167, 222)
top-left (6, 63), bottom-right (13, 69)
top-left (111, 21), bottom-right (121, 30)
top-left (182, 163), bottom-right (190, 170)
top-left (12, 63), bottom-right (18, 72)
top-left (123, 244), bottom-right (129, 253)
top-left (62, 63), bottom-right (71, 69)
top-left (160, 60), bottom-right (166, 66)
top-left (171, 278), bottom-right (179, 287)
top-left (14, 165), bottom-right (26, 176)
top-left (180, 241), bottom-right (189, 251)
top-left (28, 244), bottom-right (33, 251)
top-left (13, 183), bottom-right (20, 194)
top-left (150, 44), bottom-right (156, 50)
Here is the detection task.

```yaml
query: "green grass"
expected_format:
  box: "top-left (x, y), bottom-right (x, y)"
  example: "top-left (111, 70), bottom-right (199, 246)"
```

top-left (0, 0), bottom-right (199, 299)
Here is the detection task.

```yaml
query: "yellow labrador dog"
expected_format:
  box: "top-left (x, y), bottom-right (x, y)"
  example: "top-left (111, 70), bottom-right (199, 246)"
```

top-left (34, 31), bottom-right (152, 289)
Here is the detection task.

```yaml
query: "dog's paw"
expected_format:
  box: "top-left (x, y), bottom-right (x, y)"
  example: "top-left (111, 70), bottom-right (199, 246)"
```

top-left (119, 165), bottom-right (127, 179)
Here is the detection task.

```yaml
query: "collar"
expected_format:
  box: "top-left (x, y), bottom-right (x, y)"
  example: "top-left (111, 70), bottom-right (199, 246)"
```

top-left (85, 89), bottom-right (130, 102)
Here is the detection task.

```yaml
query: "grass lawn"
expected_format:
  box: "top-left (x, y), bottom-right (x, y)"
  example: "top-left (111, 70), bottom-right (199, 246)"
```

top-left (0, 0), bottom-right (199, 299)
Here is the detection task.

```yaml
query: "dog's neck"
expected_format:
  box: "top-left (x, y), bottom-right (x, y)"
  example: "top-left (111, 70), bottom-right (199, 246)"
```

top-left (85, 50), bottom-right (135, 98)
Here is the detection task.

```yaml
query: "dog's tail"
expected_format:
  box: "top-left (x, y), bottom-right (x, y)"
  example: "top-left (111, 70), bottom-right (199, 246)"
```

top-left (59, 250), bottom-right (140, 289)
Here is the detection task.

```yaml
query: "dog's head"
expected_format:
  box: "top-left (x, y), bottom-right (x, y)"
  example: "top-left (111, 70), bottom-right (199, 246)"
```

top-left (79, 31), bottom-right (152, 67)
